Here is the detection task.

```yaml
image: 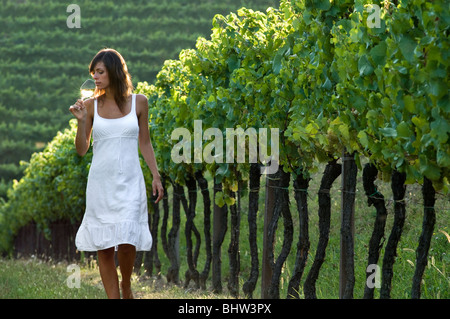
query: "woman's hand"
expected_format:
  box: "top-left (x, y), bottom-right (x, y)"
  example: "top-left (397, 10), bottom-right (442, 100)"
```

top-left (69, 99), bottom-right (87, 121)
top-left (152, 177), bottom-right (164, 204)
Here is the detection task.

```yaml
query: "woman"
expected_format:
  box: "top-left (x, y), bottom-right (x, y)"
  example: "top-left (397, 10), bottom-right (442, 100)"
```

top-left (70, 48), bottom-right (164, 299)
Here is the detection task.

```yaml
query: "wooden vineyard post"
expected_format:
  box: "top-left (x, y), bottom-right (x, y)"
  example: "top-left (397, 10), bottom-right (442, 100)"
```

top-left (261, 171), bottom-right (277, 298)
top-left (212, 178), bottom-right (228, 293)
top-left (340, 151), bottom-right (356, 298)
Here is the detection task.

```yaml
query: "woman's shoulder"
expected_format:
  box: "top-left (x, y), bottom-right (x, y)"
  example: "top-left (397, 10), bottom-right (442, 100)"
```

top-left (83, 98), bottom-right (95, 111)
top-left (135, 94), bottom-right (148, 110)
top-left (135, 93), bottom-right (148, 103)
top-left (134, 94), bottom-right (148, 118)
top-left (83, 97), bottom-right (95, 107)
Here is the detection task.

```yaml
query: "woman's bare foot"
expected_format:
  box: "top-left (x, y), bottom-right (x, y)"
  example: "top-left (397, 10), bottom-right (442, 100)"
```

top-left (120, 281), bottom-right (134, 299)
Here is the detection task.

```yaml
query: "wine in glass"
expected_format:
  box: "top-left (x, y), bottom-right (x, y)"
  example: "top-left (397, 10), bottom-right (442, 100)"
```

top-left (80, 79), bottom-right (96, 100)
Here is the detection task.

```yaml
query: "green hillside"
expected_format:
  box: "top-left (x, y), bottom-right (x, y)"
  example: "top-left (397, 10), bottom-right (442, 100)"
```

top-left (0, 0), bottom-right (279, 198)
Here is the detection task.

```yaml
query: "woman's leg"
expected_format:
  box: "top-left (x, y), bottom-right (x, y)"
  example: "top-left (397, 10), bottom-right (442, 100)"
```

top-left (97, 247), bottom-right (120, 299)
top-left (117, 244), bottom-right (136, 299)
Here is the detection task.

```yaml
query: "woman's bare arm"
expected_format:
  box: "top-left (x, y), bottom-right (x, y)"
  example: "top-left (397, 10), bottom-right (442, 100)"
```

top-left (136, 94), bottom-right (164, 203)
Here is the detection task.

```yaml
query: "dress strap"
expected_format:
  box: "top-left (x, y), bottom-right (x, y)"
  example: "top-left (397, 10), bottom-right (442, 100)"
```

top-left (94, 98), bottom-right (98, 118)
top-left (91, 99), bottom-right (98, 147)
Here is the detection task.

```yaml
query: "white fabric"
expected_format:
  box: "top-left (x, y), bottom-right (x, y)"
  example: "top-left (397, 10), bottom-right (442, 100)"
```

top-left (75, 94), bottom-right (152, 251)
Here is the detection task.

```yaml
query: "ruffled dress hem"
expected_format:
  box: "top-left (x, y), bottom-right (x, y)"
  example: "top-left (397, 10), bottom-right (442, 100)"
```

top-left (75, 220), bottom-right (152, 252)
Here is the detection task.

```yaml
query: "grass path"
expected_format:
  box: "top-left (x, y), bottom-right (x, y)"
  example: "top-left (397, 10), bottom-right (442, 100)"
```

top-left (0, 257), bottom-right (231, 299)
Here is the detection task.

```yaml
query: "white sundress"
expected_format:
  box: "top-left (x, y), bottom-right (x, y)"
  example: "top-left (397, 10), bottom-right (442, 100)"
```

top-left (75, 94), bottom-right (152, 252)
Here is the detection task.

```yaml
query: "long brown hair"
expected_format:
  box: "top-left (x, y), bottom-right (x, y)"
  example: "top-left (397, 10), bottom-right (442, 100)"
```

top-left (89, 48), bottom-right (133, 113)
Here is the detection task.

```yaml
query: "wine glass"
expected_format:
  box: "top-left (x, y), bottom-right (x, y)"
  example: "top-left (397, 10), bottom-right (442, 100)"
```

top-left (80, 79), bottom-right (96, 100)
